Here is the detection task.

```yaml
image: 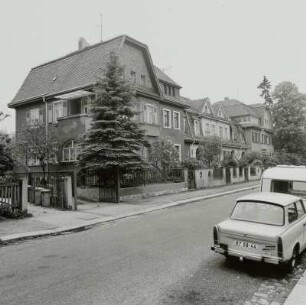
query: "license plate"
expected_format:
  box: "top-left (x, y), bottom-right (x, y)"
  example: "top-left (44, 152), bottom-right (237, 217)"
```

top-left (234, 240), bottom-right (258, 249)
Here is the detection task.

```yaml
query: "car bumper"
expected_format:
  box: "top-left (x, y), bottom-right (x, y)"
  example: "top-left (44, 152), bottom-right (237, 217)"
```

top-left (211, 245), bottom-right (284, 265)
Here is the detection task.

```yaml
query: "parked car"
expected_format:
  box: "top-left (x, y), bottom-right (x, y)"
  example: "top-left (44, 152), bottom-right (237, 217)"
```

top-left (211, 192), bottom-right (306, 270)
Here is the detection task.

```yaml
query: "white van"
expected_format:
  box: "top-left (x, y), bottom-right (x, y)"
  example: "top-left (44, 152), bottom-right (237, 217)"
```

top-left (261, 165), bottom-right (306, 199)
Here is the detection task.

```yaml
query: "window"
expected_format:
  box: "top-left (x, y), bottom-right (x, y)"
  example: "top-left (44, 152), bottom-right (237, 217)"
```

top-left (174, 144), bottom-right (181, 161)
top-left (141, 74), bottom-right (146, 86)
top-left (194, 120), bottom-right (200, 136)
top-left (53, 101), bottom-right (67, 122)
top-left (172, 87), bottom-right (175, 97)
top-left (287, 203), bottom-right (298, 223)
top-left (219, 126), bottom-right (223, 138)
top-left (163, 109), bottom-right (171, 128)
top-left (27, 152), bottom-right (40, 166)
top-left (205, 123), bottom-right (210, 136)
top-left (163, 84), bottom-right (167, 95)
top-left (231, 201), bottom-right (284, 226)
top-left (130, 71), bottom-right (136, 84)
top-left (62, 140), bottom-right (80, 162)
top-left (225, 127), bottom-right (228, 140)
top-left (173, 111), bottom-right (180, 130)
top-left (296, 200), bottom-right (305, 218)
top-left (144, 104), bottom-right (157, 124)
top-left (204, 105), bottom-right (208, 113)
top-left (211, 125), bottom-right (215, 135)
top-left (26, 108), bottom-right (43, 126)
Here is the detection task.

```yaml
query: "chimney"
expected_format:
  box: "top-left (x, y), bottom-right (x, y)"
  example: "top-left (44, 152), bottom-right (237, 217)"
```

top-left (78, 37), bottom-right (90, 50)
top-left (224, 97), bottom-right (229, 102)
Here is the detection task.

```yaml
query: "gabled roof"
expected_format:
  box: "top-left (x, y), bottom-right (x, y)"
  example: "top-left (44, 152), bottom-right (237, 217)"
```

top-left (154, 66), bottom-right (181, 88)
top-left (184, 97), bottom-right (214, 116)
top-left (9, 35), bottom-right (164, 108)
top-left (211, 102), bottom-right (227, 119)
top-left (213, 99), bottom-right (258, 118)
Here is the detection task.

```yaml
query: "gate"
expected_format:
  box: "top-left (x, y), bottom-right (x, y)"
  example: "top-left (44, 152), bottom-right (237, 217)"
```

top-left (98, 168), bottom-right (119, 203)
top-left (0, 177), bottom-right (22, 211)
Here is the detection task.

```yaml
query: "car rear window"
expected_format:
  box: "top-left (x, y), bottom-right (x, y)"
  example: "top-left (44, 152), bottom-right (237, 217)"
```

top-left (231, 201), bottom-right (284, 226)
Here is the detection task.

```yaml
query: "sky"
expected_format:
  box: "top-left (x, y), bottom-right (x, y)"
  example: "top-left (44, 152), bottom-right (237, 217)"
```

top-left (1, 0), bottom-right (306, 133)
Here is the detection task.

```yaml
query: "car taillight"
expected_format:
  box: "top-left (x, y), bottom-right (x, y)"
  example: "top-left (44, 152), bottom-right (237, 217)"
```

top-left (213, 225), bottom-right (219, 246)
top-left (277, 236), bottom-right (283, 258)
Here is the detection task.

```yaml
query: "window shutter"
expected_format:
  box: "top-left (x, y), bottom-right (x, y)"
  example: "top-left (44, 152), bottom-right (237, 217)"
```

top-left (63, 101), bottom-right (67, 116)
top-left (48, 104), bottom-right (53, 123)
top-left (26, 111), bottom-right (30, 125)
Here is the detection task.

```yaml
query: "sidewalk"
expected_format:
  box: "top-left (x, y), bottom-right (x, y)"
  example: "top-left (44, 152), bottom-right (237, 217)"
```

top-left (283, 270), bottom-right (306, 305)
top-left (0, 181), bottom-right (259, 243)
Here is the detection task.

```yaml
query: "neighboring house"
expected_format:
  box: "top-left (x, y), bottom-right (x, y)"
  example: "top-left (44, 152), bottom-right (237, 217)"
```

top-left (8, 35), bottom-right (188, 171)
top-left (213, 98), bottom-right (274, 155)
top-left (183, 97), bottom-right (247, 161)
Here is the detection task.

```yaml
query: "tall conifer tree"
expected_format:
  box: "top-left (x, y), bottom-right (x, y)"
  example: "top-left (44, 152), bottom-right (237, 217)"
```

top-left (258, 75), bottom-right (273, 109)
top-left (79, 52), bottom-right (147, 172)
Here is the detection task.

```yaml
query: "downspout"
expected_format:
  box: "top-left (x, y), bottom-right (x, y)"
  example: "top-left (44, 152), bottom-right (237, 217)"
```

top-left (42, 95), bottom-right (49, 173)
top-left (185, 111), bottom-right (196, 157)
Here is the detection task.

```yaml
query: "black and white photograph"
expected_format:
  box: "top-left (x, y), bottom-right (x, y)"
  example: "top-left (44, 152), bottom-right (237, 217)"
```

top-left (1, 1), bottom-right (306, 304)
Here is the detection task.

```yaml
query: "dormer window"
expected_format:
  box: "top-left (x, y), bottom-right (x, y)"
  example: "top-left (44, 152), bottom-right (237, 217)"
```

top-left (163, 83), bottom-right (176, 97)
top-left (204, 105), bottom-right (208, 113)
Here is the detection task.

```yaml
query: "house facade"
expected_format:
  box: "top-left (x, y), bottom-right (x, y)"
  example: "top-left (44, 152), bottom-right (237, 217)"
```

top-left (9, 35), bottom-right (274, 173)
top-left (9, 35), bottom-right (188, 170)
top-left (213, 98), bottom-right (274, 155)
top-left (183, 97), bottom-right (248, 162)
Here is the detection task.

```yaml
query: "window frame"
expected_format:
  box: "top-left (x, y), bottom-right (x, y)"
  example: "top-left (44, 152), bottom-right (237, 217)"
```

top-left (194, 120), bottom-right (200, 136)
top-left (174, 144), bottom-right (181, 161)
top-left (163, 109), bottom-right (171, 128)
top-left (62, 140), bottom-right (80, 162)
top-left (52, 100), bottom-right (67, 122)
top-left (173, 111), bottom-right (180, 130)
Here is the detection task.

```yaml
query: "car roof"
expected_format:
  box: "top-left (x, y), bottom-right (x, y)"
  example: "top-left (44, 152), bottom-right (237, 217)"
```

top-left (237, 192), bottom-right (301, 206)
top-left (262, 165), bottom-right (306, 181)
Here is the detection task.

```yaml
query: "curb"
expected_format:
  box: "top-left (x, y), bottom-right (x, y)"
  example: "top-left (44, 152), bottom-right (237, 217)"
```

top-left (0, 184), bottom-right (259, 245)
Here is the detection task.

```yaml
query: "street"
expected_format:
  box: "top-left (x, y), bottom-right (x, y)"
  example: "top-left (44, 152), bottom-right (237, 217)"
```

top-left (1, 189), bottom-right (305, 305)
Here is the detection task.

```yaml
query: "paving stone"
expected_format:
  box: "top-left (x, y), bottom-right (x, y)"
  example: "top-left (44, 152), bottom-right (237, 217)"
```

top-left (254, 292), bottom-right (268, 298)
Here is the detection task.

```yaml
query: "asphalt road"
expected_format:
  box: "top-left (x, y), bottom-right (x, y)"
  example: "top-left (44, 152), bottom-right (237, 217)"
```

top-left (1, 190), bottom-right (304, 305)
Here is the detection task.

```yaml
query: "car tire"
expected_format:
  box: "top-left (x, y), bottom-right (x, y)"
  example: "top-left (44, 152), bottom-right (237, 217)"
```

top-left (288, 246), bottom-right (299, 272)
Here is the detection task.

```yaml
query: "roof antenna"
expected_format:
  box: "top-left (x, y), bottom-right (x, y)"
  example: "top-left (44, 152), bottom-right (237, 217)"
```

top-left (100, 13), bottom-right (103, 42)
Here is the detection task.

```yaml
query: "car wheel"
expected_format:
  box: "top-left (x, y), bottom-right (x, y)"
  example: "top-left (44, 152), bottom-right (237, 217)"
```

top-left (288, 246), bottom-right (299, 272)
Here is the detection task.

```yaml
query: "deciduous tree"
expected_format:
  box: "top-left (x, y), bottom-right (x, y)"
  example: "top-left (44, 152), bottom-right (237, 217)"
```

top-left (149, 137), bottom-right (179, 174)
top-left (196, 136), bottom-right (222, 168)
top-left (272, 81), bottom-right (306, 155)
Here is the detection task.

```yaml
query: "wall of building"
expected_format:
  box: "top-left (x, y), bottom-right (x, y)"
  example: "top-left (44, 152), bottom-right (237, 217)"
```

top-left (119, 42), bottom-right (155, 91)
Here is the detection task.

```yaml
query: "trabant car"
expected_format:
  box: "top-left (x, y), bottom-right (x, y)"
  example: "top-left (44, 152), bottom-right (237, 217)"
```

top-left (211, 192), bottom-right (306, 270)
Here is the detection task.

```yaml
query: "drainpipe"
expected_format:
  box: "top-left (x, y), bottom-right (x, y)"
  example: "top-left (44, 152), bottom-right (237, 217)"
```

top-left (42, 95), bottom-right (49, 173)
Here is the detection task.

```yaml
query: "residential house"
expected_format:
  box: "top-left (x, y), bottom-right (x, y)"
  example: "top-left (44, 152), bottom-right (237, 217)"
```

top-left (8, 35), bottom-right (188, 171)
top-left (213, 98), bottom-right (274, 155)
top-left (183, 97), bottom-right (247, 162)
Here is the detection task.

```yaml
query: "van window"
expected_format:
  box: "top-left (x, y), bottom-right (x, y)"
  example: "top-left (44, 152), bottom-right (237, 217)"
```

top-left (271, 180), bottom-right (292, 194)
